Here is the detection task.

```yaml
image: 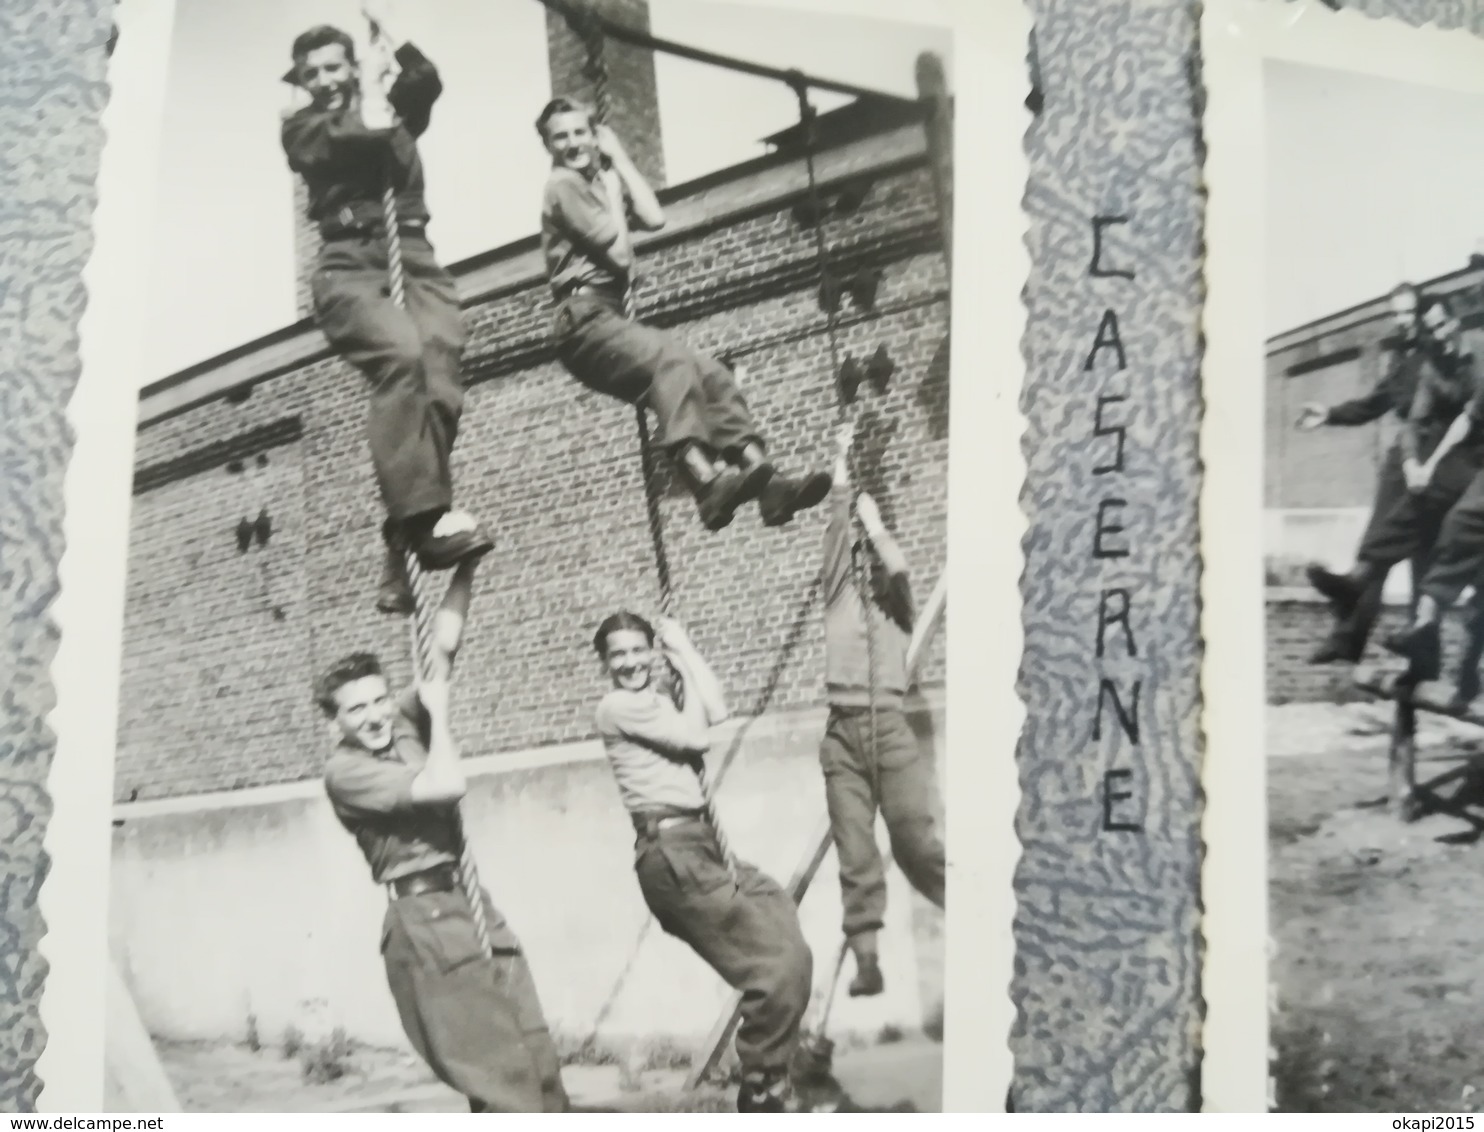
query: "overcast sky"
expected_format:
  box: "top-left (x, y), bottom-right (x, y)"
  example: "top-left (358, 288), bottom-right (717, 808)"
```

top-left (1266, 59), bottom-right (1484, 338)
top-left (140, 0), bottom-right (951, 382)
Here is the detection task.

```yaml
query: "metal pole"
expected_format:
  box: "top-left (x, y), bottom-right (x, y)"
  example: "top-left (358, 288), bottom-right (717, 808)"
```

top-left (534, 0), bottom-right (909, 105)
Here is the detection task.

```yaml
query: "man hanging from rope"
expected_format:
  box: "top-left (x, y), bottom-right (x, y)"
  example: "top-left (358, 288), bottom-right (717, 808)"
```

top-left (537, 97), bottom-right (833, 533)
top-left (588, 611), bottom-right (855, 1112)
top-left (818, 424), bottom-right (944, 998)
top-left (318, 554), bottom-right (569, 1113)
top-left (281, 1), bottom-right (491, 616)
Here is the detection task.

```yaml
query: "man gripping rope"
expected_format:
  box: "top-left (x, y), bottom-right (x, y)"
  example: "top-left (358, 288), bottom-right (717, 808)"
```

top-left (587, 610), bottom-right (864, 1112)
top-left (282, 2), bottom-right (491, 615)
top-left (537, 97), bottom-right (833, 533)
top-left (817, 426), bottom-right (945, 997)
top-left (318, 554), bottom-right (569, 1113)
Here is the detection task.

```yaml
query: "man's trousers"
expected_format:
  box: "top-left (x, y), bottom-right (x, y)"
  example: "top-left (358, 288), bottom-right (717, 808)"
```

top-left (634, 818), bottom-right (811, 1076)
top-left (818, 705), bottom-right (945, 940)
top-left (554, 291), bottom-right (763, 458)
top-left (381, 886), bottom-right (568, 1112)
top-left (312, 233), bottom-right (467, 526)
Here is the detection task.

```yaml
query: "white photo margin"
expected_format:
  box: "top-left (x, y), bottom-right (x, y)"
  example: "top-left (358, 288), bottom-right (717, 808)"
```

top-left (1199, 0), bottom-right (1484, 1112)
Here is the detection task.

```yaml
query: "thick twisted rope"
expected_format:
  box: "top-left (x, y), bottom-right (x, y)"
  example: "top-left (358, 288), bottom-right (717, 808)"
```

top-left (575, 14), bottom-right (738, 874)
top-left (586, 575), bottom-right (822, 1038)
top-left (576, 15), bottom-right (676, 618)
top-left (791, 79), bottom-right (881, 828)
top-left (379, 152), bottom-right (494, 955)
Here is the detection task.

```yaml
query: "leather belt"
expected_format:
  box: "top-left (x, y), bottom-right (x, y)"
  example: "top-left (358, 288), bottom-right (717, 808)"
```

top-left (387, 863), bottom-right (457, 900)
top-left (632, 809), bottom-right (705, 840)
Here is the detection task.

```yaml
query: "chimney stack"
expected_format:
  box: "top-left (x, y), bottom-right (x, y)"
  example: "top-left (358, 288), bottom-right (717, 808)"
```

top-left (292, 175), bottom-right (322, 321)
top-left (545, 0), bottom-right (667, 188)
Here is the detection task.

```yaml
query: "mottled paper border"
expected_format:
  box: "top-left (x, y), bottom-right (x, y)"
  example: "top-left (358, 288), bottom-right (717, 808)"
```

top-left (1199, 0), bottom-right (1484, 1112)
top-left (30, 0), bottom-right (1029, 1113)
top-left (0, 0), bottom-right (118, 1113)
top-left (1012, 0), bottom-right (1208, 1111)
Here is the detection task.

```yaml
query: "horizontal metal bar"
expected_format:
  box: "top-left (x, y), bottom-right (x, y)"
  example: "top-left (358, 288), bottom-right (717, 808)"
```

top-left (533, 0), bottom-right (912, 104)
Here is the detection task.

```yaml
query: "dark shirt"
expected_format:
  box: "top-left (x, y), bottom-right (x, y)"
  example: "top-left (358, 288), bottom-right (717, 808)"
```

top-left (1326, 341), bottom-right (1424, 427)
top-left (281, 43), bottom-right (440, 236)
top-left (541, 164), bottom-right (659, 301)
top-left (323, 685), bottom-right (460, 886)
top-left (1403, 331), bottom-right (1484, 463)
top-left (821, 490), bottom-right (912, 709)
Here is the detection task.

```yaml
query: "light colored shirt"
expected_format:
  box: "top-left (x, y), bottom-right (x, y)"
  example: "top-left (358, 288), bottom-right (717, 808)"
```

top-left (323, 686), bottom-right (459, 885)
top-left (594, 688), bottom-right (707, 814)
top-left (821, 492), bottom-right (911, 709)
top-left (541, 164), bottom-right (637, 300)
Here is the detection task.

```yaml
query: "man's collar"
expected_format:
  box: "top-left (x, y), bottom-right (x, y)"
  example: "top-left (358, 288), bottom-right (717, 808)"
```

top-left (338, 732), bottom-right (397, 760)
top-left (551, 160), bottom-right (601, 184)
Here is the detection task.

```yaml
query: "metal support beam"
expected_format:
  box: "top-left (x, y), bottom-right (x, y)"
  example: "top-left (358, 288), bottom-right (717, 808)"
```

top-left (533, 0), bottom-right (910, 104)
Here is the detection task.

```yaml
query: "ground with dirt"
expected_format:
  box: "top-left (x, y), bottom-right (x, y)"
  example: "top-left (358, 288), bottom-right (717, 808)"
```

top-left (156, 1029), bottom-right (942, 1113)
top-left (1271, 701), bottom-right (1484, 1112)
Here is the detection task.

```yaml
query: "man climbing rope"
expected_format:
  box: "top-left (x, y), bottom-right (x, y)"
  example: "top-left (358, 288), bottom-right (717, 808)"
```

top-left (1309, 294), bottom-right (1484, 687)
top-left (818, 425), bottom-right (945, 997)
top-left (1298, 282), bottom-right (1429, 664)
top-left (281, 1), bottom-right (491, 616)
top-left (588, 611), bottom-right (852, 1112)
top-left (537, 97), bottom-right (832, 532)
top-left (318, 554), bottom-right (569, 1113)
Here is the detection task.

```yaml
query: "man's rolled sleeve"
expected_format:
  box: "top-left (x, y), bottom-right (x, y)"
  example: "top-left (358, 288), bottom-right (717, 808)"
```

top-left (596, 690), bottom-right (708, 760)
top-left (325, 751), bottom-right (418, 816)
top-left (395, 684), bottom-right (433, 746)
top-left (545, 172), bottom-right (620, 255)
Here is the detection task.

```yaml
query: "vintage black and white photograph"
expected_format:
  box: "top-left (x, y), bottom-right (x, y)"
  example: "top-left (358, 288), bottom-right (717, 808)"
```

top-left (1202, 0), bottom-right (1484, 1114)
top-left (75, 0), bottom-right (1022, 1114)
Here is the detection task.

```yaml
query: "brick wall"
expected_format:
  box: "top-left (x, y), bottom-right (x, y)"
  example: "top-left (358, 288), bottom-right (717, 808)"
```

top-left (1266, 333), bottom-right (1389, 511)
top-left (1266, 592), bottom-right (1477, 704)
top-left (544, 0), bottom-right (665, 187)
top-left (118, 145), bottom-right (947, 802)
top-left (1266, 276), bottom-right (1484, 512)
